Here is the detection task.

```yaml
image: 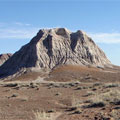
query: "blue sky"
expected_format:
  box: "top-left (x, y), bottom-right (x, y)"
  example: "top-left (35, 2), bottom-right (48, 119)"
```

top-left (0, 0), bottom-right (120, 65)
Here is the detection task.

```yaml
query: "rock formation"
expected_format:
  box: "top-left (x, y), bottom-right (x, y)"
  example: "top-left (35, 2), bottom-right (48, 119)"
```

top-left (0, 53), bottom-right (12, 66)
top-left (0, 28), bottom-right (111, 78)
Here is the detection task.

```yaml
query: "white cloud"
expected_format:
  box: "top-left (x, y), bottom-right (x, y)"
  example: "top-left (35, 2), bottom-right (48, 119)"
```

top-left (0, 22), bottom-right (6, 27)
top-left (0, 28), bottom-right (38, 39)
top-left (89, 32), bottom-right (120, 44)
top-left (0, 22), bottom-right (60, 39)
top-left (0, 22), bottom-right (39, 39)
top-left (14, 22), bottom-right (31, 26)
top-left (1, 22), bottom-right (120, 44)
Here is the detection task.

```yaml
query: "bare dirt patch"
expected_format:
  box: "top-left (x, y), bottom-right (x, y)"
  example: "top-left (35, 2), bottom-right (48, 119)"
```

top-left (0, 65), bottom-right (120, 120)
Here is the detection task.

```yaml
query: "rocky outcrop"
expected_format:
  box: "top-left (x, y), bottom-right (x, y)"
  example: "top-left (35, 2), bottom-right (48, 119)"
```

top-left (0, 28), bottom-right (111, 78)
top-left (0, 53), bottom-right (12, 66)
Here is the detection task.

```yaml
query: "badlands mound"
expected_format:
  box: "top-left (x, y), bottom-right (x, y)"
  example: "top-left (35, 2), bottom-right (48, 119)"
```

top-left (0, 28), bottom-right (111, 79)
top-left (0, 53), bottom-right (12, 66)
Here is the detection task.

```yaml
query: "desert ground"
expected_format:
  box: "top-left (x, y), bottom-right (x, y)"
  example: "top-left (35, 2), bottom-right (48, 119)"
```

top-left (0, 65), bottom-right (120, 120)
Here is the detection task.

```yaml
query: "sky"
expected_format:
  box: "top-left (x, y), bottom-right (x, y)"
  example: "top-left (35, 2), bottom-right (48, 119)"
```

top-left (0, 0), bottom-right (120, 65)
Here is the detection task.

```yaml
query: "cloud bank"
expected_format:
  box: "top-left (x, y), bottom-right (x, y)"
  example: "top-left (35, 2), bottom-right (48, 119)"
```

top-left (0, 28), bottom-right (38, 39)
top-left (0, 22), bottom-right (120, 44)
top-left (0, 22), bottom-right (39, 39)
top-left (89, 32), bottom-right (120, 44)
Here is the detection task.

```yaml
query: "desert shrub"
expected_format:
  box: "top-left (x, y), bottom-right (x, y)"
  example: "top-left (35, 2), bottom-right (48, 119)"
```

top-left (92, 82), bottom-right (103, 87)
top-left (83, 95), bottom-right (105, 108)
top-left (82, 91), bottom-right (95, 97)
top-left (104, 83), bottom-right (119, 88)
top-left (102, 89), bottom-right (120, 105)
top-left (85, 101), bottom-right (105, 108)
top-left (4, 83), bottom-right (18, 87)
top-left (83, 89), bottom-right (120, 108)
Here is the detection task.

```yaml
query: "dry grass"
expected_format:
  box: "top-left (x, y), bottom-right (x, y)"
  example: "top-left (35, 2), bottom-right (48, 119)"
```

top-left (71, 95), bottom-right (83, 108)
top-left (83, 89), bottom-right (120, 108)
top-left (33, 111), bottom-right (53, 120)
top-left (110, 109), bottom-right (120, 120)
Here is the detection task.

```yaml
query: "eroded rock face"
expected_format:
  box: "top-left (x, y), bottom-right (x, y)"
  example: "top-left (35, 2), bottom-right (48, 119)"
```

top-left (0, 28), bottom-right (111, 78)
top-left (0, 53), bottom-right (12, 66)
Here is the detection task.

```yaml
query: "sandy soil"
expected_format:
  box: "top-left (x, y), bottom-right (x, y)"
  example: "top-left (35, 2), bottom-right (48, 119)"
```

top-left (0, 65), bottom-right (120, 120)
